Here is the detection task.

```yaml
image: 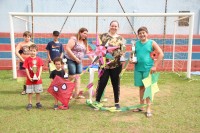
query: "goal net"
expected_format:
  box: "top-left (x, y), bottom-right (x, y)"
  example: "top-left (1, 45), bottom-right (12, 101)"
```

top-left (9, 12), bottom-right (194, 79)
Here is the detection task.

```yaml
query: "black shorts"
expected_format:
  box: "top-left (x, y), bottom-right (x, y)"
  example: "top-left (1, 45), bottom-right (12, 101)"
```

top-left (19, 62), bottom-right (25, 70)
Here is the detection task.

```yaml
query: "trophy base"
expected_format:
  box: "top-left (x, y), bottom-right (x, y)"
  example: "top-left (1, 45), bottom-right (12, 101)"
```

top-left (32, 75), bottom-right (38, 81)
top-left (132, 57), bottom-right (137, 63)
top-left (32, 78), bottom-right (38, 81)
top-left (64, 73), bottom-right (68, 79)
top-left (120, 56), bottom-right (126, 62)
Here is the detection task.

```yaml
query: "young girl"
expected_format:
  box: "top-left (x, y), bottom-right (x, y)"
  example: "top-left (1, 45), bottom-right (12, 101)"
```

top-left (49, 57), bottom-right (66, 110)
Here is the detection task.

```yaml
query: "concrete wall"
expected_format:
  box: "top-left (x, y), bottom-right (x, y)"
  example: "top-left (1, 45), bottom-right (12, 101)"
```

top-left (0, 0), bottom-right (200, 34)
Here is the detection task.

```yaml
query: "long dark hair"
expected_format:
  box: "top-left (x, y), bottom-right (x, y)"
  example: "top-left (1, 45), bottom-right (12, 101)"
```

top-left (76, 27), bottom-right (88, 52)
top-left (76, 27), bottom-right (88, 45)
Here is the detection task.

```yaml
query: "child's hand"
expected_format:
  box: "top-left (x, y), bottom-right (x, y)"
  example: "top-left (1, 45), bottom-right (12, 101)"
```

top-left (37, 76), bottom-right (40, 80)
top-left (29, 77), bottom-right (33, 82)
top-left (150, 66), bottom-right (157, 73)
top-left (48, 58), bottom-right (52, 63)
top-left (75, 58), bottom-right (81, 64)
top-left (129, 58), bottom-right (136, 64)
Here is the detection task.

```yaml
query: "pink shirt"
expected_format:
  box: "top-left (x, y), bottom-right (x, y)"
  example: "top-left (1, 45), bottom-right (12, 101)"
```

top-left (71, 42), bottom-right (86, 60)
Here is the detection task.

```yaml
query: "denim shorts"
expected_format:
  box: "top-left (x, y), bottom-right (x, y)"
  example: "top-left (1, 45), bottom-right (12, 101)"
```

top-left (67, 59), bottom-right (82, 75)
top-left (134, 70), bottom-right (150, 87)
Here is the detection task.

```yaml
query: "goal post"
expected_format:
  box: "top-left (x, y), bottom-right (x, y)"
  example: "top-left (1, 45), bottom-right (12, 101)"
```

top-left (9, 12), bottom-right (194, 79)
top-left (172, 15), bottom-right (194, 78)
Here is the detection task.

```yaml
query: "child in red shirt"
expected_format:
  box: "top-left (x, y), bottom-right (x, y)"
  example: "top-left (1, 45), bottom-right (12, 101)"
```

top-left (23, 44), bottom-right (44, 111)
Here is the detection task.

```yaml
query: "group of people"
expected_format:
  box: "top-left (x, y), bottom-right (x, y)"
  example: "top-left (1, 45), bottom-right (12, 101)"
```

top-left (15, 20), bottom-right (164, 117)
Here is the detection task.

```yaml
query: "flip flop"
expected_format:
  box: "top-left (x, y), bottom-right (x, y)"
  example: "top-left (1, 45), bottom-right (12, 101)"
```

top-left (132, 108), bottom-right (144, 112)
top-left (146, 112), bottom-right (152, 117)
top-left (21, 90), bottom-right (26, 95)
top-left (75, 95), bottom-right (85, 99)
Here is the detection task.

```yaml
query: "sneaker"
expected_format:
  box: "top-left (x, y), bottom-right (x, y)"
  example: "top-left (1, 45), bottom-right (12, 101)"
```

top-left (93, 101), bottom-right (103, 110)
top-left (115, 104), bottom-right (120, 110)
top-left (36, 102), bottom-right (42, 109)
top-left (54, 105), bottom-right (58, 110)
top-left (26, 104), bottom-right (32, 111)
top-left (101, 98), bottom-right (108, 102)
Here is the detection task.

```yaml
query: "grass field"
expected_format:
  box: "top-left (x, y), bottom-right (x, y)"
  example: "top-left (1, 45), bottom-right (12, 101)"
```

top-left (0, 70), bottom-right (200, 133)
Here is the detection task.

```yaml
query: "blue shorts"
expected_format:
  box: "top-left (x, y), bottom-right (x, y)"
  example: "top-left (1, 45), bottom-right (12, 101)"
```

top-left (67, 59), bottom-right (82, 75)
top-left (134, 70), bottom-right (150, 87)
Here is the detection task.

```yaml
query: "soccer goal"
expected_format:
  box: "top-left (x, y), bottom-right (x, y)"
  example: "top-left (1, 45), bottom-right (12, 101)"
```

top-left (9, 12), bottom-right (194, 79)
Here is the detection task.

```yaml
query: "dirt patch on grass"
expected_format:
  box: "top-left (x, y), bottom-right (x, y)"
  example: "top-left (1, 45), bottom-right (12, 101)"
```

top-left (77, 85), bottom-right (140, 106)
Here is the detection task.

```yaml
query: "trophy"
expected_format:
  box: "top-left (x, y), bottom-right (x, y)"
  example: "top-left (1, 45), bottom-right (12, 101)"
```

top-left (32, 60), bottom-right (38, 80)
top-left (120, 44), bottom-right (126, 62)
top-left (119, 39), bottom-right (126, 62)
top-left (62, 58), bottom-right (68, 78)
top-left (131, 40), bottom-right (137, 63)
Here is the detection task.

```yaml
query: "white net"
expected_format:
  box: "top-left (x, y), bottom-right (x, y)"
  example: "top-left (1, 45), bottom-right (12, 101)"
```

top-left (10, 13), bottom-right (194, 79)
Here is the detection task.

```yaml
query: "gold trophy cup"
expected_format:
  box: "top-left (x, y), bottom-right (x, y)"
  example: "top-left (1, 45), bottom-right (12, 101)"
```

top-left (32, 60), bottom-right (38, 80)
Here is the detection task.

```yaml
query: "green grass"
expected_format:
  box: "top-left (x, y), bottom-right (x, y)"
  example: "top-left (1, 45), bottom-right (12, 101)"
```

top-left (0, 70), bottom-right (200, 133)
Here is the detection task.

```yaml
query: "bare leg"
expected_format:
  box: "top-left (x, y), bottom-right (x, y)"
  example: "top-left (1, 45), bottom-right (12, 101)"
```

top-left (28, 93), bottom-right (33, 104)
top-left (139, 86), bottom-right (145, 104)
top-left (68, 75), bottom-right (76, 97)
top-left (133, 86), bottom-right (145, 112)
top-left (69, 75), bottom-right (81, 98)
top-left (146, 98), bottom-right (151, 112)
top-left (75, 74), bottom-right (80, 96)
top-left (54, 98), bottom-right (58, 105)
top-left (139, 86), bottom-right (145, 111)
top-left (36, 93), bottom-right (40, 103)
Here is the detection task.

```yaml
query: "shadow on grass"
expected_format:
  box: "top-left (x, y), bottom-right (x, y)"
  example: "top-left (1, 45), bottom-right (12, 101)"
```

top-left (0, 90), bottom-right (20, 95)
top-left (0, 104), bottom-right (57, 111)
top-left (0, 105), bottom-right (25, 110)
top-left (41, 94), bottom-right (54, 101)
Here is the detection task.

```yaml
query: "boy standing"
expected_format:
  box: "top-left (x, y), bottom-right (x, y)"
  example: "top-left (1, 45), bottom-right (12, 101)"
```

top-left (131, 26), bottom-right (164, 117)
top-left (23, 44), bottom-right (44, 111)
top-left (15, 31), bottom-right (33, 95)
top-left (49, 57), bottom-right (66, 110)
top-left (46, 31), bottom-right (64, 67)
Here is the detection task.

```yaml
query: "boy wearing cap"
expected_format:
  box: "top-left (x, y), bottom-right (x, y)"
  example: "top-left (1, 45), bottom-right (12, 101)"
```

top-left (46, 31), bottom-right (64, 63)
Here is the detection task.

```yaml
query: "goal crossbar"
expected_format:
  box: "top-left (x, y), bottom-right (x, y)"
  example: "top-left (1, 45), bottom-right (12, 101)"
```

top-left (9, 12), bottom-right (194, 17)
top-left (9, 12), bottom-right (194, 79)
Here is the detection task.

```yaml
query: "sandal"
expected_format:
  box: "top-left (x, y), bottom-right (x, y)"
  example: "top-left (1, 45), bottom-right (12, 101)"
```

top-left (75, 91), bottom-right (85, 99)
top-left (21, 90), bottom-right (26, 95)
top-left (133, 108), bottom-right (144, 112)
top-left (146, 112), bottom-right (152, 117)
top-left (75, 95), bottom-right (85, 99)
